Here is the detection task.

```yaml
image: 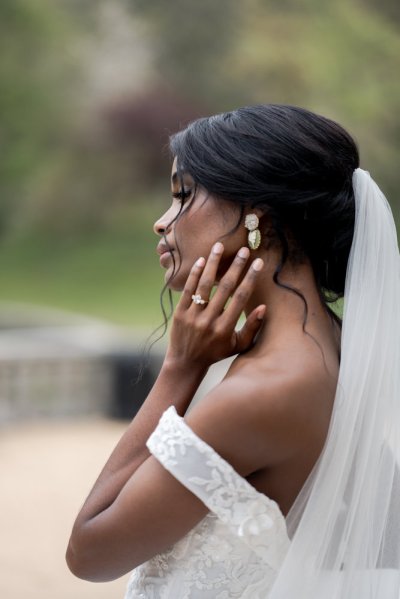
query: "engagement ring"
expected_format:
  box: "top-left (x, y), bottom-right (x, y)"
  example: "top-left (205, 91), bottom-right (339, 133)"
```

top-left (191, 294), bottom-right (208, 305)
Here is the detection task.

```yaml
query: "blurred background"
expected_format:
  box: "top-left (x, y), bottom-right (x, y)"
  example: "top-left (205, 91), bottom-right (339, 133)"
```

top-left (0, 0), bottom-right (399, 597)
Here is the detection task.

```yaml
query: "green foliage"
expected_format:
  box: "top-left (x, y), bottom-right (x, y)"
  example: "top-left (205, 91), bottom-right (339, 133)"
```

top-left (130, 0), bottom-right (241, 102)
top-left (0, 0), bottom-right (79, 233)
top-left (217, 0), bottom-right (400, 198)
top-left (0, 0), bottom-right (399, 324)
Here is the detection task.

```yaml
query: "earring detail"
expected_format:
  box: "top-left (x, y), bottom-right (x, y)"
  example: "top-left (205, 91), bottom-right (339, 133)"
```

top-left (245, 213), bottom-right (261, 250)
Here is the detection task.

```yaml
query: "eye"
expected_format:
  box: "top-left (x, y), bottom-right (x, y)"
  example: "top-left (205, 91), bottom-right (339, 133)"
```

top-left (172, 189), bottom-right (192, 202)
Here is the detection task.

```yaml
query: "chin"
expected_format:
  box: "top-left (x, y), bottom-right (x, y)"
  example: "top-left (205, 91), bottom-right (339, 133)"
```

top-left (164, 269), bottom-right (187, 292)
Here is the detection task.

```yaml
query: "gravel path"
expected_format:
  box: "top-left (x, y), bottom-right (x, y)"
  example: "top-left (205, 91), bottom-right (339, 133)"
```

top-left (0, 417), bottom-right (130, 599)
top-left (0, 357), bottom-right (232, 598)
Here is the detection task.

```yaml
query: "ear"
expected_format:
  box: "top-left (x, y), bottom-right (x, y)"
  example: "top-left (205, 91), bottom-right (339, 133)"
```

top-left (246, 207), bottom-right (264, 218)
top-left (254, 207), bottom-right (264, 218)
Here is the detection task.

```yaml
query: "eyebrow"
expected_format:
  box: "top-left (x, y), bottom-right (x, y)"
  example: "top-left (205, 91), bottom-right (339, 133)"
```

top-left (171, 170), bottom-right (190, 186)
top-left (171, 169), bottom-right (195, 191)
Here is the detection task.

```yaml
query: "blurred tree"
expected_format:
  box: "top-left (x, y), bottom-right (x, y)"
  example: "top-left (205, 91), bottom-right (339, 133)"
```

top-left (358, 0), bottom-right (400, 28)
top-left (129, 0), bottom-right (243, 107)
top-left (0, 0), bottom-right (399, 322)
top-left (222, 0), bottom-right (400, 203)
top-left (103, 85), bottom-right (208, 179)
top-left (1, 0), bottom-right (399, 238)
top-left (0, 0), bottom-right (81, 236)
top-left (124, 0), bottom-right (400, 206)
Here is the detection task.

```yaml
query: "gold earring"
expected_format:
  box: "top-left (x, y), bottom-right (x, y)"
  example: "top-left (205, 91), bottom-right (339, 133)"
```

top-left (245, 213), bottom-right (261, 250)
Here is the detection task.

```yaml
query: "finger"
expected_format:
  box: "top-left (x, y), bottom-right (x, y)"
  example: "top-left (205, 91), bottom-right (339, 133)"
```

top-left (178, 256), bottom-right (206, 310)
top-left (206, 246), bottom-right (251, 316)
top-left (191, 242), bottom-right (224, 308)
top-left (220, 257), bottom-right (264, 329)
top-left (234, 305), bottom-right (266, 353)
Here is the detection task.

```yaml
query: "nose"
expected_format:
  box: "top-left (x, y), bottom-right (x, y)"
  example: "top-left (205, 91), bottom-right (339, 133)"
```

top-left (153, 208), bottom-right (174, 236)
top-left (153, 217), bottom-right (167, 237)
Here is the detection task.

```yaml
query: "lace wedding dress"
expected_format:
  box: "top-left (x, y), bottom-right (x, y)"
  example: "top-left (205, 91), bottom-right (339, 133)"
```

top-left (124, 406), bottom-right (290, 598)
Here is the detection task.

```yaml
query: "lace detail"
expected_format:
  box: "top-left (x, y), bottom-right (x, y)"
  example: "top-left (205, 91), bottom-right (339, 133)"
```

top-left (125, 406), bottom-right (290, 598)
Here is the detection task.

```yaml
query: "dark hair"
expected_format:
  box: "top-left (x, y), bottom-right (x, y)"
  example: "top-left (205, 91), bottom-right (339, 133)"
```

top-left (168, 104), bottom-right (359, 354)
top-left (140, 104), bottom-right (359, 379)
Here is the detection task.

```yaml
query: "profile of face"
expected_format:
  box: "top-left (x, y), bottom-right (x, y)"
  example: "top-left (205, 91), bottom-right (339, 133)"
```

top-left (153, 158), bottom-right (249, 291)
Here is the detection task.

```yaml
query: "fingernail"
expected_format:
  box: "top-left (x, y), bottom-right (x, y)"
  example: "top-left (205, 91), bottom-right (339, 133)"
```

top-left (213, 242), bottom-right (224, 254)
top-left (196, 257), bottom-right (205, 267)
top-left (252, 258), bottom-right (264, 271)
top-left (257, 305), bottom-right (266, 320)
top-left (238, 247), bottom-right (249, 259)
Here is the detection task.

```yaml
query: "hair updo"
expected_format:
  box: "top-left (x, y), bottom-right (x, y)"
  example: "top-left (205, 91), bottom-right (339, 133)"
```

top-left (170, 104), bottom-right (359, 331)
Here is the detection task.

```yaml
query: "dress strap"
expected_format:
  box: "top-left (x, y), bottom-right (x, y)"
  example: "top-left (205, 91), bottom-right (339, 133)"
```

top-left (147, 405), bottom-right (290, 569)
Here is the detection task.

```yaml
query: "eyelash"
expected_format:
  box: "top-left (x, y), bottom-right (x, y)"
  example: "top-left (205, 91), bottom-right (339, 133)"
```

top-left (172, 190), bottom-right (192, 202)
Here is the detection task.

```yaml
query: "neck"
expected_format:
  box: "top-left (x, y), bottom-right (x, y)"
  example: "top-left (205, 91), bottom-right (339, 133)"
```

top-left (244, 250), bottom-right (332, 349)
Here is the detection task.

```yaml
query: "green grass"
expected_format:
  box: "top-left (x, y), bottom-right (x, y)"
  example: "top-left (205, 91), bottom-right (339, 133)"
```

top-left (0, 214), bottom-right (170, 328)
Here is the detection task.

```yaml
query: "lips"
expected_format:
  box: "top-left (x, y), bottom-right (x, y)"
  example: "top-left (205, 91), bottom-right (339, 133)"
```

top-left (156, 242), bottom-right (174, 256)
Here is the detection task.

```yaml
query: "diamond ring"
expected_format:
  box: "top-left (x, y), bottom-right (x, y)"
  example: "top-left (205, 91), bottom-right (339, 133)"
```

top-left (191, 294), bottom-right (208, 305)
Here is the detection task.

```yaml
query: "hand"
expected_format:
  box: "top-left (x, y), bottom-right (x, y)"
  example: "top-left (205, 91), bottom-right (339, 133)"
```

top-left (165, 242), bottom-right (266, 369)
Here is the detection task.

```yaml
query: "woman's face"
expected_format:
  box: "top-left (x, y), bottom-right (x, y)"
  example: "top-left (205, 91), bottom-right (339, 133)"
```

top-left (153, 158), bottom-right (248, 291)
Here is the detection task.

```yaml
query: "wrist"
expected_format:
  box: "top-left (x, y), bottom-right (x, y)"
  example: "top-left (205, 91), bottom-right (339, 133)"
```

top-left (162, 353), bottom-right (209, 380)
top-left (156, 356), bottom-right (208, 416)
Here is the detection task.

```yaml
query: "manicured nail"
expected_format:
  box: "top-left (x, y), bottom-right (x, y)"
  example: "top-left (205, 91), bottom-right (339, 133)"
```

top-left (257, 305), bottom-right (266, 320)
top-left (252, 258), bottom-right (264, 271)
top-left (213, 242), bottom-right (224, 254)
top-left (196, 257), bottom-right (205, 267)
top-left (238, 247), bottom-right (249, 259)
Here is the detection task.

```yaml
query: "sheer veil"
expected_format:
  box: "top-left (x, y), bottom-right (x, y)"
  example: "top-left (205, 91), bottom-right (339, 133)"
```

top-left (269, 169), bottom-right (400, 598)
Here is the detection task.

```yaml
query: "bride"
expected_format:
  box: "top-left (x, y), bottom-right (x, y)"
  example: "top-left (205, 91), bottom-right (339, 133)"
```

top-left (66, 104), bottom-right (400, 598)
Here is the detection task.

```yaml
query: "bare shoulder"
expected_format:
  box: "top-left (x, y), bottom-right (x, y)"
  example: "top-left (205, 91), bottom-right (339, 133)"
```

top-left (185, 351), bottom-right (336, 478)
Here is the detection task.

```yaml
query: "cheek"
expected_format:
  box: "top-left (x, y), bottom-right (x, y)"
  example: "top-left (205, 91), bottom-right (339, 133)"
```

top-left (174, 216), bottom-right (211, 259)
top-left (175, 200), bottom-right (245, 266)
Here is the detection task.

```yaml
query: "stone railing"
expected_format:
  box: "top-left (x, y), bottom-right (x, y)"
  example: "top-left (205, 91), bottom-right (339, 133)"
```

top-left (0, 305), bottom-right (161, 424)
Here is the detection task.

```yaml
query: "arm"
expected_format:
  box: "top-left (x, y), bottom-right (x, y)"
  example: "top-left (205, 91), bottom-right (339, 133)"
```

top-left (66, 244), bottom-right (266, 581)
top-left (65, 370), bottom-right (306, 583)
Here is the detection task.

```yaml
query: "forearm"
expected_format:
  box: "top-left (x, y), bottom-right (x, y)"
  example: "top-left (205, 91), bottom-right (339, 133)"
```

top-left (73, 358), bottom-right (207, 524)
top-left (67, 244), bottom-right (266, 578)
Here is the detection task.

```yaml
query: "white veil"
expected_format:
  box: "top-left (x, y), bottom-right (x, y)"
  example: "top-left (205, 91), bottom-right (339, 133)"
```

top-left (269, 169), bottom-right (400, 598)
